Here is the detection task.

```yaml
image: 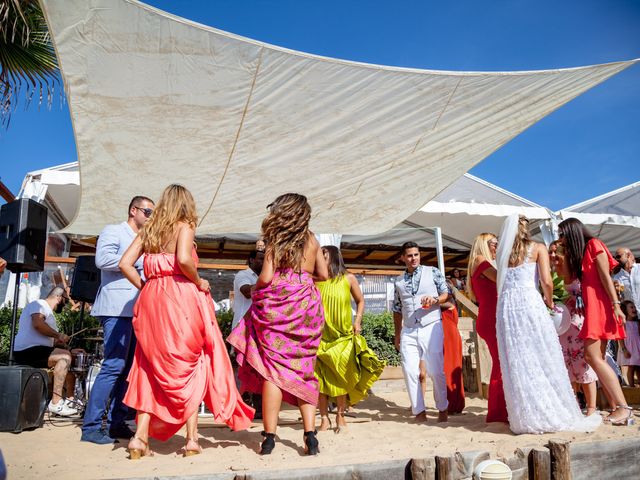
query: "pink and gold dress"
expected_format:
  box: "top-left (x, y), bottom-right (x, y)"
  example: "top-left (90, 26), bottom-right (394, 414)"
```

top-left (228, 268), bottom-right (325, 406)
top-left (124, 249), bottom-right (254, 441)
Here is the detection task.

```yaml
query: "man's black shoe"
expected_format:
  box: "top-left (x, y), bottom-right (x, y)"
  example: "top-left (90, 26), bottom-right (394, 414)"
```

top-left (108, 424), bottom-right (135, 439)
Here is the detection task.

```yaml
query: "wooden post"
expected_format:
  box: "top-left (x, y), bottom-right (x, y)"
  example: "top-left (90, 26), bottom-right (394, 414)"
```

top-left (528, 447), bottom-right (551, 480)
top-left (435, 455), bottom-right (454, 480)
top-left (410, 458), bottom-right (434, 480)
top-left (548, 440), bottom-right (572, 480)
top-left (453, 288), bottom-right (485, 397)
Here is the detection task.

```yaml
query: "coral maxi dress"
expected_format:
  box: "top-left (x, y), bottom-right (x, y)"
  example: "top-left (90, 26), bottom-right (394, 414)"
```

top-left (124, 249), bottom-right (254, 441)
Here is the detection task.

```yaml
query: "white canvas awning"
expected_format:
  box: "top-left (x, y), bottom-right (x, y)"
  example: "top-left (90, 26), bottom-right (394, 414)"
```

top-left (559, 181), bottom-right (640, 253)
top-left (346, 173), bottom-right (551, 249)
top-left (40, 0), bottom-right (638, 236)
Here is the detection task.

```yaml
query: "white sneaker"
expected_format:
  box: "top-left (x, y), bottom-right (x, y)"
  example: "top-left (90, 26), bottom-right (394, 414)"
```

top-left (48, 400), bottom-right (78, 417)
top-left (65, 398), bottom-right (84, 410)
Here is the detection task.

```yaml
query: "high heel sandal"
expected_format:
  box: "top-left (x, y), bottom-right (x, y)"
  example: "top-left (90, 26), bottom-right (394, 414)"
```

top-left (128, 437), bottom-right (154, 460)
top-left (318, 415), bottom-right (332, 431)
top-left (606, 405), bottom-right (635, 426)
top-left (183, 437), bottom-right (202, 457)
top-left (260, 431), bottom-right (276, 455)
top-left (303, 430), bottom-right (319, 455)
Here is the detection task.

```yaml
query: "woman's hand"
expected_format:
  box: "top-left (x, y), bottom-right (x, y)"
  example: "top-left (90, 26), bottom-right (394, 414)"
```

top-left (613, 304), bottom-right (626, 325)
top-left (198, 278), bottom-right (210, 292)
top-left (354, 320), bottom-right (362, 335)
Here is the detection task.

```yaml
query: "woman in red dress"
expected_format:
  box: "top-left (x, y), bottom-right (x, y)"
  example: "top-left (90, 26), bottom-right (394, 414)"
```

top-left (119, 185), bottom-right (254, 459)
top-left (558, 218), bottom-right (633, 426)
top-left (467, 233), bottom-right (508, 423)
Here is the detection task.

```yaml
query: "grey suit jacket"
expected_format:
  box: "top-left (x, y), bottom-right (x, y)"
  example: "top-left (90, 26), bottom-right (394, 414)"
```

top-left (91, 222), bottom-right (143, 318)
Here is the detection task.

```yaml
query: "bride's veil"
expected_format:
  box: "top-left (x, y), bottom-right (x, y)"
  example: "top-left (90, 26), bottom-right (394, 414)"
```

top-left (496, 213), bottom-right (520, 296)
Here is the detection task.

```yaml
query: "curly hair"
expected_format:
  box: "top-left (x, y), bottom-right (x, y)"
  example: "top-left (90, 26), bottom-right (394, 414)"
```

top-left (508, 215), bottom-right (531, 267)
top-left (261, 193), bottom-right (311, 271)
top-left (139, 184), bottom-right (198, 253)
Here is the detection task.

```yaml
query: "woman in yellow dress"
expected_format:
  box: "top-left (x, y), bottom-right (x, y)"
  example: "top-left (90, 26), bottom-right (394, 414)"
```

top-left (315, 246), bottom-right (385, 432)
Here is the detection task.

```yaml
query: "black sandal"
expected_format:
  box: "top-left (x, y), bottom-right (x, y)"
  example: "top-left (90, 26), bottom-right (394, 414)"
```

top-left (260, 431), bottom-right (276, 455)
top-left (303, 430), bottom-right (319, 455)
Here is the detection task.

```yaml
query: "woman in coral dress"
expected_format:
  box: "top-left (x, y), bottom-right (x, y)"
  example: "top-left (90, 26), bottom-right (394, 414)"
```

top-left (315, 246), bottom-right (385, 432)
top-left (440, 282), bottom-right (465, 414)
top-left (228, 193), bottom-right (329, 456)
top-left (558, 218), bottom-right (633, 426)
top-left (467, 233), bottom-right (508, 423)
top-left (119, 185), bottom-right (254, 459)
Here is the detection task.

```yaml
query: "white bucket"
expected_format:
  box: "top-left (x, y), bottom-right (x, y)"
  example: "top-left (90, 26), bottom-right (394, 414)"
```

top-left (473, 459), bottom-right (512, 480)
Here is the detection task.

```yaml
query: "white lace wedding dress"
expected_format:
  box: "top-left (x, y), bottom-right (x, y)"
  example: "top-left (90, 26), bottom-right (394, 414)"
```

top-left (496, 251), bottom-right (602, 434)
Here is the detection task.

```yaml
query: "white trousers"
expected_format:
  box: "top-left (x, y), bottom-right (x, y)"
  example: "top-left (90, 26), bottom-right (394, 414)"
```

top-left (400, 321), bottom-right (448, 414)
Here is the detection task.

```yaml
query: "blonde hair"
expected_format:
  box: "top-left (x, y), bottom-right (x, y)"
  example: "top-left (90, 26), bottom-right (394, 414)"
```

top-left (261, 193), bottom-right (311, 271)
top-left (466, 232), bottom-right (497, 302)
top-left (139, 184), bottom-right (198, 253)
top-left (508, 215), bottom-right (531, 267)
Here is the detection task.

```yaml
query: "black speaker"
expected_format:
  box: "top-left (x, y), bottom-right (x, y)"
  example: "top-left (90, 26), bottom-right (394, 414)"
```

top-left (0, 366), bottom-right (48, 432)
top-left (70, 255), bottom-right (101, 303)
top-left (0, 198), bottom-right (48, 273)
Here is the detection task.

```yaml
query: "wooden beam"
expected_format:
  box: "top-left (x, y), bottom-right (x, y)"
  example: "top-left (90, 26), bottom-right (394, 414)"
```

top-left (548, 440), bottom-right (572, 480)
top-left (354, 248), bottom-right (374, 261)
top-left (0, 180), bottom-right (15, 202)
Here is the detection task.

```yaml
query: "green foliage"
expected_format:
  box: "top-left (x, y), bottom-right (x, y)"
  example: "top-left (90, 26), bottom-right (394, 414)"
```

top-left (552, 272), bottom-right (569, 304)
top-left (361, 311), bottom-right (400, 366)
top-left (0, 305), bottom-right (16, 363)
top-left (217, 309), bottom-right (234, 339)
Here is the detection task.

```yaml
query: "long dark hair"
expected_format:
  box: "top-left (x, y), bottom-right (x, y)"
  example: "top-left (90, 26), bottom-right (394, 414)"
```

top-left (322, 245), bottom-right (347, 280)
top-left (557, 218), bottom-right (594, 281)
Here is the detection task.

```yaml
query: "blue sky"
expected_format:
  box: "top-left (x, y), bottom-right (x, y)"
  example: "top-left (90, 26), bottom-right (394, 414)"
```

top-left (1, 0), bottom-right (638, 210)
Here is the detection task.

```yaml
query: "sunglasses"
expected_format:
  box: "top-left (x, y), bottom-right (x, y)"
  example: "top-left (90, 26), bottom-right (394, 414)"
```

top-left (615, 254), bottom-right (623, 260)
top-left (134, 207), bottom-right (154, 218)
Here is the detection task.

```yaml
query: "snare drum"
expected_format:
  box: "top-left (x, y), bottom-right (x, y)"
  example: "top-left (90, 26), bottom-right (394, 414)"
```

top-left (71, 352), bottom-right (95, 373)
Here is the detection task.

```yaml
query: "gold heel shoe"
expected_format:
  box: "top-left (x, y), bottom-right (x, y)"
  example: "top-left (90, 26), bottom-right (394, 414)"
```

top-left (128, 437), bottom-right (153, 460)
top-left (183, 437), bottom-right (202, 457)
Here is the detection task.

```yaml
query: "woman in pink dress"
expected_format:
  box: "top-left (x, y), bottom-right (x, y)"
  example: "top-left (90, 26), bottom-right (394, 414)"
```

top-left (119, 185), bottom-right (254, 459)
top-left (228, 193), bottom-right (329, 456)
top-left (619, 301), bottom-right (640, 387)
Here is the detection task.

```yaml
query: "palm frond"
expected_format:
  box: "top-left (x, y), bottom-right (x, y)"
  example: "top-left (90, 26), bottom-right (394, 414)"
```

top-left (0, 0), bottom-right (61, 129)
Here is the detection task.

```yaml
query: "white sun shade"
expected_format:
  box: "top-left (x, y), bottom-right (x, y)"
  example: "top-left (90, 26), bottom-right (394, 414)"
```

top-left (40, 0), bottom-right (638, 236)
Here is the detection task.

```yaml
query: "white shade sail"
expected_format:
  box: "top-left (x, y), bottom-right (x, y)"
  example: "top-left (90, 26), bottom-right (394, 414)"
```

top-left (559, 181), bottom-right (640, 253)
top-left (40, 0), bottom-right (638, 236)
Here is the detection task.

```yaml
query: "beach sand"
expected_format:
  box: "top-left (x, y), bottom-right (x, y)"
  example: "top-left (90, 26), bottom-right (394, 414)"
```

top-left (1, 388), bottom-right (638, 480)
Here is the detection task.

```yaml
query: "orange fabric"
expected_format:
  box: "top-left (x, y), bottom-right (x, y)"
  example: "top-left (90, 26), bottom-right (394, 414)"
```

top-left (442, 307), bottom-right (465, 413)
top-left (124, 251), bottom-right (254, 441)
top-left (580, 239), bottom-right (625, 340)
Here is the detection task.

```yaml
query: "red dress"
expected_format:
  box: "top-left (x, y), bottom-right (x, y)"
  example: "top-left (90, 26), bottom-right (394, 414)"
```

top-left (471, 261), bottom-right (508, 423)
top-left (580, 239), bottom-right (625, 340)
top-left (442, 306), bottom-right (465, 413)
top-left (124, 250), bottom-right (254, 441)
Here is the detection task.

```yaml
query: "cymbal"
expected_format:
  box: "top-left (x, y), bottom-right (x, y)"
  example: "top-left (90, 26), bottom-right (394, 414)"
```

top-left (83, 336), bottom-right (104, 341)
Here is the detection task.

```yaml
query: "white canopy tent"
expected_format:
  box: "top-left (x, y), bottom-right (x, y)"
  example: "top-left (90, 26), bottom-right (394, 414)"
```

top-left (558, 181), bottom-right (640, 253)
top-left (40, 0), bottom-right (638, 237)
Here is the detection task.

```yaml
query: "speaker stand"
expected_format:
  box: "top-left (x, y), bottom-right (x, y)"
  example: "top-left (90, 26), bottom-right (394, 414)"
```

top-left (8, 270), bottom-right (21, 365)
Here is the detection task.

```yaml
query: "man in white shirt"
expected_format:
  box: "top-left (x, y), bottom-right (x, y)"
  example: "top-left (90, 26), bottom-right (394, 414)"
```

top-left (393, 242), bottom-right (450, 423)
top-left (613, 247), bottom-right (640, 308)
top-left (232, 250), bottom-right (264, 329)
top-left (14, 287), bottom-right (77, 417)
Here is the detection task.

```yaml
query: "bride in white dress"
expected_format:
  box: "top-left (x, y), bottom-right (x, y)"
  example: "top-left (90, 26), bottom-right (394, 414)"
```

top-left (496, 214), bottom-right (602, 435)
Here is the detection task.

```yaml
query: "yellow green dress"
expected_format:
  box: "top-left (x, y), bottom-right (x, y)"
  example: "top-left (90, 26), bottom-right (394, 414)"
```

top-left (315, 275), bottom-right (385, 404)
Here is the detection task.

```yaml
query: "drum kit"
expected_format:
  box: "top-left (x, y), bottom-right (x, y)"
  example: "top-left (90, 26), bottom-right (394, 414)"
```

top-left (70, 328), bottom-right (104, 410)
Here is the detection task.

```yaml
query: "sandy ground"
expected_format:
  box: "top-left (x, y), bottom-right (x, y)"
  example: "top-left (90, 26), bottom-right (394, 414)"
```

top-left (1, 386), bottom-right (639, 480)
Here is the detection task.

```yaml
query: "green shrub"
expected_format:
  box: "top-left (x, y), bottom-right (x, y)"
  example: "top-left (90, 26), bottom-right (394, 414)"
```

top-left (361, 311), bottom-right (400, 366)
top-left (217, 309), bottom-right (234, 339)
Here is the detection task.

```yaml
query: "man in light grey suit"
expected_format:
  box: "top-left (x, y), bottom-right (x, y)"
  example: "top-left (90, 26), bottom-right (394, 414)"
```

top-left (81, 195), bottom-right (154, 444)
